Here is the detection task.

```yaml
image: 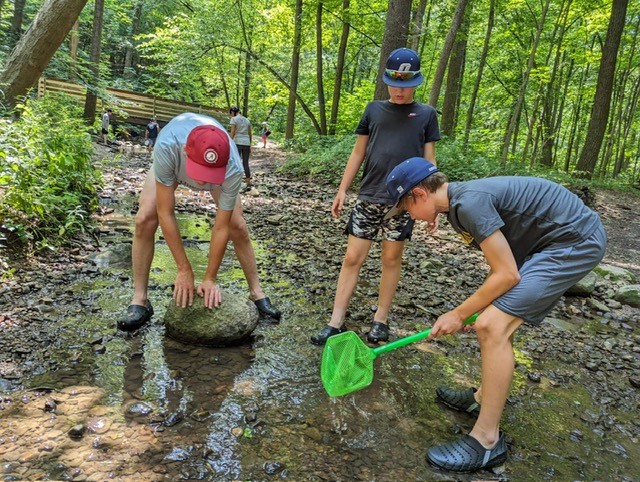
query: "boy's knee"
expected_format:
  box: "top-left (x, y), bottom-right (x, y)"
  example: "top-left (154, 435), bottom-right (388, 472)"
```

top-left (134, 210), bottom-right (158, 234)
top-left (229, 219), bottom-right (250, 242)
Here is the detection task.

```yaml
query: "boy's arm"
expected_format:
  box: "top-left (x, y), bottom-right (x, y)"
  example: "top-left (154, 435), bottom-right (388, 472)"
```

top-left (332, 135), bottom-right (368, 218)
top-left (424, 141), bottom-right (436, 165)
top-left (156, 182), bottom-right (195, 308)
top-left (429, 230), bottom-right (521, 337)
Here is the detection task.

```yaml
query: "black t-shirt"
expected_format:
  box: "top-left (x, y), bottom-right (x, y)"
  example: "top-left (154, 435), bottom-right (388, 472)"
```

top-left (355, 100), bottom-right (440, 204)
top-left (147, 122), bottom-right (159, 139)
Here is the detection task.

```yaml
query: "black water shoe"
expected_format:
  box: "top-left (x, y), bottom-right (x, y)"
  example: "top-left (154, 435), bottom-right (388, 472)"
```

top-left (254, 297), bottom-right (281, 321)
top-left (310, 325), bottom-right (346, 345)
top-left (366, 322), bottom-right (389, 343)
top-left (117, 300), bottom-right (153, 331)
top-left (426, 432), bottom-right (507, 472)
top-left (436, 386), bottom-right (481, 417)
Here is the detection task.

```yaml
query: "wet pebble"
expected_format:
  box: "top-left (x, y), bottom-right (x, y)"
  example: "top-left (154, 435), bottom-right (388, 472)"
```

top-left (67, 424), bottom-right (85, 440)
top-left (263, 460), bottom-right (285, 475)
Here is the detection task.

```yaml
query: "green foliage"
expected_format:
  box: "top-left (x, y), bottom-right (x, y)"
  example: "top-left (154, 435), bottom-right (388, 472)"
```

top-left (0, 94), bottom-right (102, 251)
top-left (279, 134), bottom-right (355, 184)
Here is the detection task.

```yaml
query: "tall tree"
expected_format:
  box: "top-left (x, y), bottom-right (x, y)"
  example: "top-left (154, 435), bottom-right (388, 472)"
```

top-left (316, 0), bottom-right (327, 135)
top-left (285, 0), bottom-right (303, 139)
top-left (440, 4), bottom-right (472, 137)
top-left (500, 0), bottom-right (551, 166)
top-left (575, 0), bottom-right (629, 177)
top-left (0, 0), bottom-right (88, 109)
top-left (8, 0), bottom-right (26, 48)
top-left (374, 0), bottom-right (412, 100)
top-left (329, 0), bottom-right (350, 134)
top-left (463, 0), bottom-right (494, 150)
top-left (428, 0), bottom-right (470, 108)
top-left (82, 0), bottom-right (105, 123)
top-left (123, 0), bottom-right (145, 79)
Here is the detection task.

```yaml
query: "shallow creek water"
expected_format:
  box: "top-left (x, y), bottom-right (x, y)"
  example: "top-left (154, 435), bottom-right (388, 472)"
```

top-left (1, 209), bottom-right (638, 481)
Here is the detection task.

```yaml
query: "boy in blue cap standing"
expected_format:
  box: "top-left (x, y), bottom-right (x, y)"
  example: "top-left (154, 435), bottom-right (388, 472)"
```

top-left (310, 48), bottom-right (440, 346)
top-left (385, 157), bottom-right (606, 472)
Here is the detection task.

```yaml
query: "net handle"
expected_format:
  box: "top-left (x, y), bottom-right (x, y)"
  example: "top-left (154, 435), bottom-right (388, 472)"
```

top-left (371, 313), bottom-right (479, 357)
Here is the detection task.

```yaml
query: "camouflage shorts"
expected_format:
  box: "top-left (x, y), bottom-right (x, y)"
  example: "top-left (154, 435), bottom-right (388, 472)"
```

top-left (345, 199), bottom-right (414, 241)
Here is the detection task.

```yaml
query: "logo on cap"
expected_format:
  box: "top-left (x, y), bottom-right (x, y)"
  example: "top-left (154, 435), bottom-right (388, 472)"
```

top-left (204, 149), bottom-right (218, 164)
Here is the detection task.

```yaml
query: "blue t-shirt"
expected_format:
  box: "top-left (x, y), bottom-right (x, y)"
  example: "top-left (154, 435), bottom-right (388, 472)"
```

top-left (152, 113), bottom-right (243, 211)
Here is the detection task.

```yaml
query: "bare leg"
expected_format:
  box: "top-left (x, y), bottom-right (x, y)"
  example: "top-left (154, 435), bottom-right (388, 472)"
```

top-left (211, 192), bottom-right (265, 301)
top-left (374, 239), bottom-right (405, 323)
top-left (328, 235), bottom-right (372, 328)
top-left (130, 171), bottom-right (159, 306)
top-left (469, 306), bottom-right (523, 448)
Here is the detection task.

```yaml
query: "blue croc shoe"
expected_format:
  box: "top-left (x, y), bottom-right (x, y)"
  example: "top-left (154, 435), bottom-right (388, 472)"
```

top-left (426, 432), bottom-right (507, 472)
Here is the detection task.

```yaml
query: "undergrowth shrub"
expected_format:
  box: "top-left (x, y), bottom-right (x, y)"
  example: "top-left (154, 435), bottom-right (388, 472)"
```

top-left (0, 94), bottom-right (101, 251)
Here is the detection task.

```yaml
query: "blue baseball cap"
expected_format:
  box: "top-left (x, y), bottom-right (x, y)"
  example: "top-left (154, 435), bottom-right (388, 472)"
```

top-left (382, 48), bottom-right (424, 88)
top-left (386, 157), bottom-right (439, 205)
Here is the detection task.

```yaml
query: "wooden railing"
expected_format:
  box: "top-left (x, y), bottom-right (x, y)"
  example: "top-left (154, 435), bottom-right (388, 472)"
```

top-left (37, 77), bottom-right (227, 126)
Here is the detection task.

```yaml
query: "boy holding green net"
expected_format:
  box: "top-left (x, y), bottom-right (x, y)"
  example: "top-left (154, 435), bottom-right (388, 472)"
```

top-left (385, 157), bottom-right (606, 472)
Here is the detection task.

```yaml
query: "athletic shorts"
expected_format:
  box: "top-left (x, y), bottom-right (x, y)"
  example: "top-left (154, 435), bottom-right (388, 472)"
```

top-left (493, 223), bottom-right (606, 325)
top-left (147, 138), bottom-right (156, 147)
top-left (345, 199), bottom-right (414, 241)
top-left (101, 128), bottom-right (108, 134)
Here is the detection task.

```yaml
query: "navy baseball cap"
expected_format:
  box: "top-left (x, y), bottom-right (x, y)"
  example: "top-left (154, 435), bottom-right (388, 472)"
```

top-left (382, 48), bottom-right (424, 88)
top-left (384, 157), bottom-right (439, 218)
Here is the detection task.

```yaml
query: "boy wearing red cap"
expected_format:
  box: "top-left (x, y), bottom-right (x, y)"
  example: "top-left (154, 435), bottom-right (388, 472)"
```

top-left (311, 48), bottom-right (440, 346)
top-left (118, 112), bottom-right (280, 330)
top-left (386, 157), bottom-right (606, 472)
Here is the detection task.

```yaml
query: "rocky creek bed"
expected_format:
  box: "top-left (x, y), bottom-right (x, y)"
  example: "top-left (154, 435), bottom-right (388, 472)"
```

top-left (0, 145), bottom-right (639, 481)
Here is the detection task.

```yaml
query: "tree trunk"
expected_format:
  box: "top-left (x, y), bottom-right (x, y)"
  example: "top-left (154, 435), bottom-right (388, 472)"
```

top-left (69, 18), bottom-right (80, 79)
top-left (463, 0), bottom-right (494, 150)
top-left (123, 0), bottom-right (144, 79)
top-left (0, 0), bottom-right (88, 109)
top-left (285, 0), bottom-right (303, 139)
top-left (575, 0), bottom-right (629, 177)
top-left (428, 0), bottom-right (470, 108)
top-left (316, 1), bottom-right (327, 135)
top-left (374, 0), bottom-right (412, 101)
top-left (9, 0), bottom-right (26, 48)
top-left (82, 0), bottom-right (105, 123)
top-left (440, 6), bottom-right (471, 138)
top-left (329, 0), bottom-right (350, 134)
top-left (409, 0), bottom-right (428, 51)
top-left (500, 0), bottom-right (550, 166)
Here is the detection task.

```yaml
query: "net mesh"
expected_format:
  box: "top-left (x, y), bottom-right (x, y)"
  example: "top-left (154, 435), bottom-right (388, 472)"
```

top-left (321, 331), bottom-right (374, 397)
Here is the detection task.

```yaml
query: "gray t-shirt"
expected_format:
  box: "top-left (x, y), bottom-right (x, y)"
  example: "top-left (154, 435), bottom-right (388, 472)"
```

top-left (230, 114), bottom-right (251, 146)
top-left (355, 100), bottom-right (440, 204)
top-left (447, 177), bottom-right (602, 267)
top-left (152, 112), bottom-right (243, 211)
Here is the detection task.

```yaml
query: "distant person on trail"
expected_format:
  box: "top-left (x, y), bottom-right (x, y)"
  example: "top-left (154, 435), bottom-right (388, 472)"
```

top-left (101, 109), bottom-right (112, 145)
top-left (145, 117), bottom-right (160, 152)
top-left (260, 121), bottom-right (271, 148)
top-left (229, 106), bottom-right (253, 187)
top-left (310, 48), bottom-right (440, 346)
top-left (117, 112), bottom-right (281, 332)
top-left (385, 157), bottom-right (607, 472)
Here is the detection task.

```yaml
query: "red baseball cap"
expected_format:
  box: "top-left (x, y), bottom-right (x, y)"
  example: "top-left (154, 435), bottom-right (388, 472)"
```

top-left (185, 125), bottom-right (230, 184)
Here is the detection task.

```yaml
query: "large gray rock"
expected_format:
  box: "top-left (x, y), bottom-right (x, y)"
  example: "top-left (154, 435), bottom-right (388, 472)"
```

top-left (614, 285), bottom-right (640, 308)
top-left (164, 292), bottom-right (259, 346)
top-left (593, 264), bottom-right (637, 284)
top-left (566, 271), bottom-right (598, 297)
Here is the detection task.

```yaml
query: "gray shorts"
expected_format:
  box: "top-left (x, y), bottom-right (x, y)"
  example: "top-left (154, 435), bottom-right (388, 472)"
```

top-left (493, 224), bottom-right (607, 324)
top-left (345, 199), bottom-right (414, 241)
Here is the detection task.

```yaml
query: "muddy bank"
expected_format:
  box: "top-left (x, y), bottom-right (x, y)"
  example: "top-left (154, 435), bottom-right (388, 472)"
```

top-left (0, 145), bottom-right (639, 481)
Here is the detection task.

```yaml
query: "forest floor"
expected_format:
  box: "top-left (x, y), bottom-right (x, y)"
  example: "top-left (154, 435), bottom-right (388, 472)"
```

top-left (0, 141), bottom-right (639, 481)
